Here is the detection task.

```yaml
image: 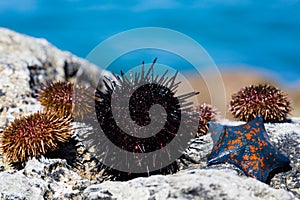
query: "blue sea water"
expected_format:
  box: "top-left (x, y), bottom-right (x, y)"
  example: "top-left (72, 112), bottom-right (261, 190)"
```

top-left (0, 0), bottom-right (300, 85)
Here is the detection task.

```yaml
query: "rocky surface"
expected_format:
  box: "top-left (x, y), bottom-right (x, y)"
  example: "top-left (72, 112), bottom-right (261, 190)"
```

top-left (83, 168), bottom-right (293, 200)
top-left (0, 28), bottom-right (299, 199)
top-left (0, 27), bottom-right (107, 127)
top-left (0, 55), bottom-right (41, 127)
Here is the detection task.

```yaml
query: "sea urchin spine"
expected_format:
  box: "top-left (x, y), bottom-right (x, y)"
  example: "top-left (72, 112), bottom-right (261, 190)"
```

top-left (0, 111), bottom-right (72, 163)
top-left (229, 84), bottom-right (292, 122)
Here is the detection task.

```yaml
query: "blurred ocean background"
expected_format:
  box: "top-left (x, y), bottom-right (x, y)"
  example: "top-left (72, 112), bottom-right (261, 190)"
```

top-left (1, 0), bottom-right (300, 86)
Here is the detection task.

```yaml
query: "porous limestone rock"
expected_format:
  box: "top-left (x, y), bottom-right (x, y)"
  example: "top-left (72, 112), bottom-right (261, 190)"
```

top-left (83, 169), bottom-right (294, 200)
top-left (0, 27), bottom-right (106, 127)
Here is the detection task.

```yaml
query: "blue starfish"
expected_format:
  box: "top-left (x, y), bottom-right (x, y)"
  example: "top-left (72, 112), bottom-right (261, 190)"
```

top-left (208, 122), bottom-right (225, 146)
top-left (207, 115), bottom-right (291, 182)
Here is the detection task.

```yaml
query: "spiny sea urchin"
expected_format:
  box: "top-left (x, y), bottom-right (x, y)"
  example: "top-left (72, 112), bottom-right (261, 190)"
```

top-left (73, 84), bottom-right (95, 121)
top-left (196, 103), bottom-right (219, 137)
top-left (38, 81), bottom-right (73, 117)
top-left (38, 81), bottom-right (94, 120)
top-left (229, 84), bottom-right (292, 122)
top-left (83, 58), bottom-right (199, 180)
top-left (0, 111), bottom-right (72, 163)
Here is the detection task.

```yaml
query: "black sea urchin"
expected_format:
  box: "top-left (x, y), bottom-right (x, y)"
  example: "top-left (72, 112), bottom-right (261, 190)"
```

top-left (38, 81), bottom-right (94, 120)
top-left (84, 58), bottom-right (199, 181)
top-left (0, 111), bottom-right (72, 163)
top-left (196, 103), bottom-right (219, 137)
top-left (229, 84), bottom-right (292, 122)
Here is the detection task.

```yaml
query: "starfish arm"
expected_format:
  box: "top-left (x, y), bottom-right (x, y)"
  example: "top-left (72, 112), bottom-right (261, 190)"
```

top-left (207, 150), bottom-right (232, 165)
top-left (208, 122), bottom-right (226, 145)
top-left (206, 116), bottom-right (291, 183)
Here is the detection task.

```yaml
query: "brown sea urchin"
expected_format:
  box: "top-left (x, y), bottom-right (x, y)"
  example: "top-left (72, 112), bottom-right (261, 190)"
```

top-left (38, 81), bottom-right (94, 120)
top-left (229, 84), bottom-right (292, 122)
top-left (0, 111), bottom-right (72, 163)
top-left (196, 103), bottom-right (219, 137)
top-left (38, 81), bottom-right (73, 117)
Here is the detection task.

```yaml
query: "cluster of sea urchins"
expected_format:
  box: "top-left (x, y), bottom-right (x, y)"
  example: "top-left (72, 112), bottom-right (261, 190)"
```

top-left (0, 80), bottom-right (94, 164)
top-left (38, 81), bottom-right (94, 121)
top-left (196, 103), bottom-right (219, 137)
top-left (229, 84), bottom-right (292, 122)
top-left (0, 111), bottom-right (72, 163)
top-left (90, 58), bottom-right (199, 180)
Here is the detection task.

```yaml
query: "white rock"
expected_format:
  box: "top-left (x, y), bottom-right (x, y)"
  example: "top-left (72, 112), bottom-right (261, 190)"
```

top-left (83, 169), bottom-right (294, 200)
top-left (0, 171), bottom-right (47, 199)
top-left (0, 27), bottom-right (109, 127)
